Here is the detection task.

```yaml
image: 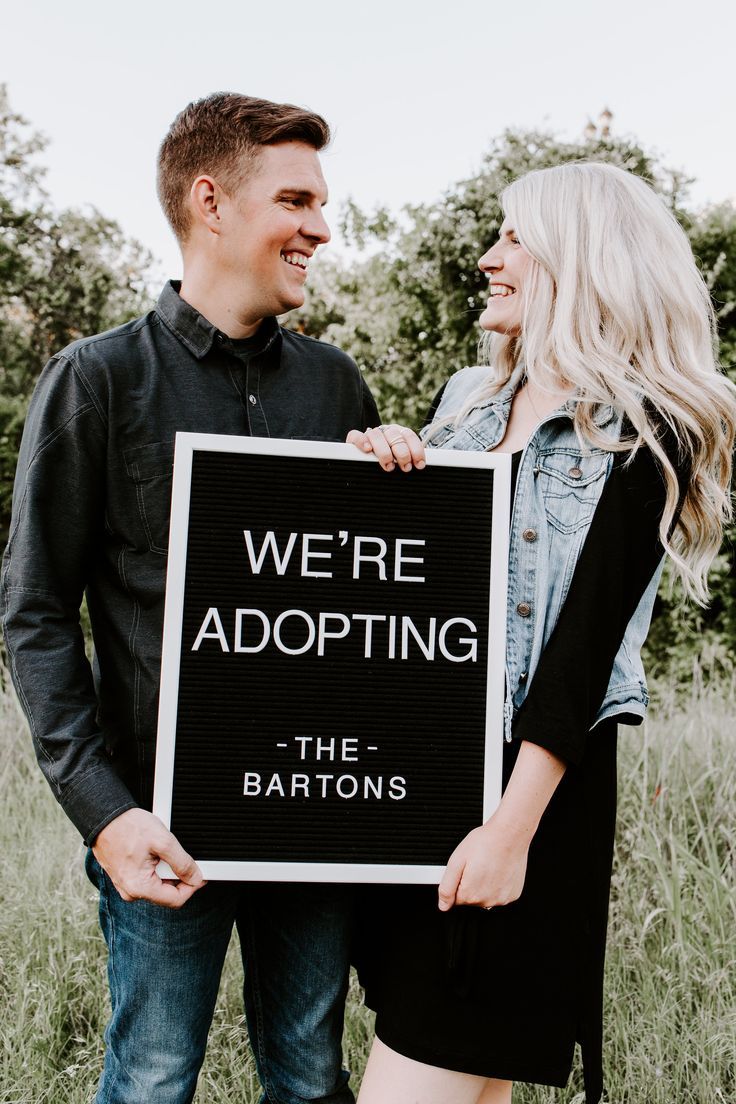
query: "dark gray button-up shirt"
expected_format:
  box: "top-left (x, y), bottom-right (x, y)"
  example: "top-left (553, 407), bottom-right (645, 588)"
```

top-left (2, 281), bottom-right (379, 842)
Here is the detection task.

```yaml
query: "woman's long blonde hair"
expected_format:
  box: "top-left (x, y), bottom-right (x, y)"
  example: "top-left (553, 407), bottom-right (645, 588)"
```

top-left (441, 161), bottom-right (736, 603)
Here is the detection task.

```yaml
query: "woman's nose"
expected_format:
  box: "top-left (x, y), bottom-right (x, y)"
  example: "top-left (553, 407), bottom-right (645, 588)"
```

top-left (478, 246), bottom-right (501, 274)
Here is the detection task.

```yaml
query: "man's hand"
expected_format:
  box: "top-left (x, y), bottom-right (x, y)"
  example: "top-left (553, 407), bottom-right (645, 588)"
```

top-left (92, 808), bottom-right (206, 909)
top-left (346, 424), bottom-right (426, 472)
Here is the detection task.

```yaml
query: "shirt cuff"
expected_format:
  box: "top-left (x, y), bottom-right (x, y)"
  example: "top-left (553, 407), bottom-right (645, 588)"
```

top-left (60, 764), bottom-right (139, 845)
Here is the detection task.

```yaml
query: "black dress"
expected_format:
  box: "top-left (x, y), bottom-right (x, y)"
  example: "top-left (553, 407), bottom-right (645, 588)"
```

top-left (353, 442), bottom-right (673, 1103)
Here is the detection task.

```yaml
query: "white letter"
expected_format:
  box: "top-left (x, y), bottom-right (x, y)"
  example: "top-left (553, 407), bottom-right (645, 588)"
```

top-left (336, 774), bottom-right (359, 799)
top-left (317, 612), bottom-right (350, 656)
top-left (294, 736), bottom-right (313, 760)
top-left (394, 539), bottom-right (426, 583)
top-left (243, 530), bottom-right (297, 575)
top-left (315, 774), bottom-right (333, 797)
top-left (291, 774), bottom-right (310, 796)
top-left (243, 772), bottom-right (261, 795)
top-left (363, 776), bottom-right (383, 799)
top-left (352, 613), bottom-right (386, 658)
top-left (234, 609), bottom-right (270, 653)
top-left (401, 616), bottom-right (436, 661)
top-left (301, 534), bottom-right (334, 578)
top-left (388, 614), bottom-right (397, 659)
top-left (439, 618), bottom-right (478, 663)
top-left (389, 776), bottom-right (407, 800)
top-left (315, 737), bottom-right (336, 761)
top-left (192, 608), bottom-right (230, 652)
top-left (353, 536), bottom-right (387, 580)
top-left (265, 773), bottom-right (285, 797)
top-left (341, 738), bottom-right (359, 762)
top-left (273, 610), bottom-right (316, 655)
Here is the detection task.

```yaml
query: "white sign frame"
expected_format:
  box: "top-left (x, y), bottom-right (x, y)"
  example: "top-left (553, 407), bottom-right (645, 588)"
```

top-left (153, 433), bottom-right (510, 883)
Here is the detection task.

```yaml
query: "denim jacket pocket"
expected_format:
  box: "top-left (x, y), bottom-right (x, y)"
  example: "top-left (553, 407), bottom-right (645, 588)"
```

top-left (536, 449), bottom-right (609, 534)
top-left (123, 440), bottom-right (174, 555)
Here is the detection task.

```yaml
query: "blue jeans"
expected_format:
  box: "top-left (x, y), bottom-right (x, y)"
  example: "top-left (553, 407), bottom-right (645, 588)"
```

top-left (85, 853), bottom-right (355, 1104)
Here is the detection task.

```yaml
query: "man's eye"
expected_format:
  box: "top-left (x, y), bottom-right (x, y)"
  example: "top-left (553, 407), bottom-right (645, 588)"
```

top-left (280, 196), bottom-right (302, 207)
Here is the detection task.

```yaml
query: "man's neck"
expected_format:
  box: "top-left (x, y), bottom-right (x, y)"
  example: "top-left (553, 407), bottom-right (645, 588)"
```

top-left (179, 270), bottom-right (265, 340)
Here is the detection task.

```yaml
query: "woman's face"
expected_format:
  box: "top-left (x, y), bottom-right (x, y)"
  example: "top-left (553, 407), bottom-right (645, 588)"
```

top-left (477, 220), bottom-right (532, 337)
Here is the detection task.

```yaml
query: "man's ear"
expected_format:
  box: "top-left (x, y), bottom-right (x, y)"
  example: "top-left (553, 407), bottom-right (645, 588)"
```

top-left (189, 175), bottom-right (223, 236)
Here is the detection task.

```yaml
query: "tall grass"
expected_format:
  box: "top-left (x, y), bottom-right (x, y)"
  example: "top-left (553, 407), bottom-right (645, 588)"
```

top-left (0, 674), bottom-right (733, 1103)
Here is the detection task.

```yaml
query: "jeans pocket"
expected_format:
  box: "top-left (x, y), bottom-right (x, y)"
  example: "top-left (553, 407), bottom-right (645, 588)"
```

top-left (84, 847), bottom-right (103, 890)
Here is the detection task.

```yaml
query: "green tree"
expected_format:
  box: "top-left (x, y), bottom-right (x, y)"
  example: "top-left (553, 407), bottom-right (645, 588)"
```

top-left (0, 85), bottom-right (155, 540)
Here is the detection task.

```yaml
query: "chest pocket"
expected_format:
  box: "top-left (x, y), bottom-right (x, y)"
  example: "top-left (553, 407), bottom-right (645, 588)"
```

top-left (123, 441), bottom-right (174, 555)
top-left (536, 448), bottom-right (609, 534)
top-left (423, 421), bottom-right (457, 448)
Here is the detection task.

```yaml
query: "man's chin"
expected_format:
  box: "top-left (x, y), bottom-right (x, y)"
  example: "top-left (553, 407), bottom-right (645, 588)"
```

top-left (276, 291), bottom-right (305, 316)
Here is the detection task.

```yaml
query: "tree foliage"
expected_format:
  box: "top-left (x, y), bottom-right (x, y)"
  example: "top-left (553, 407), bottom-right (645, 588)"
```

top-left (294, 127), bottom-right (736, 674)
top-left (0, 85), bottom-right (155, 539)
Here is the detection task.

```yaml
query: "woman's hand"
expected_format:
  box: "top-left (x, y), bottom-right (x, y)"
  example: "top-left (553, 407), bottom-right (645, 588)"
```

top-left (437, 741), bottom-right (567, 912)
top-left (437, 813), bottom-right (530, 912)
top-left (346, 424), bottom-right (426, 472)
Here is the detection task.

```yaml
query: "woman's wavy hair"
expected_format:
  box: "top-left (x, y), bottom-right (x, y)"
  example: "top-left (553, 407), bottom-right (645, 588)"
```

top-left (439, 161), bottom-right (736, 603)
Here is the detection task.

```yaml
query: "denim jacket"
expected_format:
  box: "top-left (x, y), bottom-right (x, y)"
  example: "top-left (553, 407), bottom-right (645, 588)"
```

top-left (423, 364), bottom-right (663, 737)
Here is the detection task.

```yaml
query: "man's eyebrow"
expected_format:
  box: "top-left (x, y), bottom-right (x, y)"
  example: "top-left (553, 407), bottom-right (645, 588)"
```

top-left (275, 186), bottom-right (329, 203)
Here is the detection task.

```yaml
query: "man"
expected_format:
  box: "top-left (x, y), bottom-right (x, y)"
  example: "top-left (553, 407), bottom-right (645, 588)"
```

top-left (2, 93), bottom-right (379, 1104)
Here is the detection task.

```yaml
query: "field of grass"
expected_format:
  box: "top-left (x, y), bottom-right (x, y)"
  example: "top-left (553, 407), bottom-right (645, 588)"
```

top-left (0, 672), bottom-right (733, 1104)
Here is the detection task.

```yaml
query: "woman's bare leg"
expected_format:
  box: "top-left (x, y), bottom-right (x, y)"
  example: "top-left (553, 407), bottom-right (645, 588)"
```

top-left (357, 1037), bottom-right (512, 1104)
top-left (476, 1077), bottom-right (513, 1104)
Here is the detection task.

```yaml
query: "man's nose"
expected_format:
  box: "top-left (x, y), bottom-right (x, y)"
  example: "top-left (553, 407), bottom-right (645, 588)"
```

top-left (304, 207), bottom-right (331, 246)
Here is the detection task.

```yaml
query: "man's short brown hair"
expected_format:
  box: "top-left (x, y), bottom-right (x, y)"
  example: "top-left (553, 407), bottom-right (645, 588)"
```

top-left (157, 92), bottom-right (331, 242)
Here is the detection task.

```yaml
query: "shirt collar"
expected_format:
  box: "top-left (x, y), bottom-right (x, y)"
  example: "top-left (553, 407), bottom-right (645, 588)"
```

top-left (155, 280), bottom-right (280, 361)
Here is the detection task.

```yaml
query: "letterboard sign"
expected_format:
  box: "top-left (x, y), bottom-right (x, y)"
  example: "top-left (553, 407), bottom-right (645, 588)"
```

top-left (153, 434), bottom-right (510, 883)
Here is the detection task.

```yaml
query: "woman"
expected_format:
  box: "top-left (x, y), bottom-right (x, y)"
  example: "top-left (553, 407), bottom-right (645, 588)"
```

top-left (347, 161), bottom-right (736, 1104)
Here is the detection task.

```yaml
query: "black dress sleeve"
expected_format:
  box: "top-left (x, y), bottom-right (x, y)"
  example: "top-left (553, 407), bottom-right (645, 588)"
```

top-left (512, 445), bottom-right (677, 765)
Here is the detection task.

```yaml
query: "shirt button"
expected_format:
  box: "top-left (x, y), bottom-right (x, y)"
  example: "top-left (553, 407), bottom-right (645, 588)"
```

top-left (516, 602), bottom-right (532, 618)
top-left (569, 466), bottom-right (583, 479)
top-left (522, 527), bottom-right (537, 542)
top-left (249, 394), bottom-right (257, 405)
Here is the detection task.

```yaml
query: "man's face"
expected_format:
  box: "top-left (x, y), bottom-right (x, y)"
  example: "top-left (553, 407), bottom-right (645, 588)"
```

top-left (220, 141), bottom-right (330, 320)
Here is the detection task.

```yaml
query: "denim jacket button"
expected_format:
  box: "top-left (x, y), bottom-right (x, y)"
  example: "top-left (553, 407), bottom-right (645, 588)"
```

top-left (522, 527), bottom-right (537, 542)
top-left (516, 602), bottom-right (532, 617)
top-left (249, 394), bottom-right (257, 405)
top-left (568, 466), bottom-right (583, 479)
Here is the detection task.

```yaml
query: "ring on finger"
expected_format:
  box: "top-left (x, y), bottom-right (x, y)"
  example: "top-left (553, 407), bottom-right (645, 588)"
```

top-left (387, 436), bottom-right (405, 447)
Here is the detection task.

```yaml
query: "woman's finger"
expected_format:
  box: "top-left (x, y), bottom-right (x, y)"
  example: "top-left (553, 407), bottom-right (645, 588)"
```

top-left (346, 429), bottom-right (373, 452)
top-left (365, 427), bottom-right (398, 471)
top-left (400, 427), bottom-right (426, 469)
top-left (437, 853), bottom-right (464, 912)
top-left (380, 423), bottom-right (417, 472)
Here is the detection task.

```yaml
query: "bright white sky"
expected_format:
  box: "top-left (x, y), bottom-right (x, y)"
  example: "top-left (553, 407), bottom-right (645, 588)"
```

top-left (2, 0), bottom-right (734, 283)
